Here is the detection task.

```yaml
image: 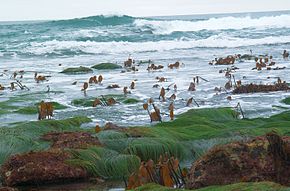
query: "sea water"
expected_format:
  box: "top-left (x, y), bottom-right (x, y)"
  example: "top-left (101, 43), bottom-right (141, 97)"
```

top-left (1, 10), bottom-right (290, 126)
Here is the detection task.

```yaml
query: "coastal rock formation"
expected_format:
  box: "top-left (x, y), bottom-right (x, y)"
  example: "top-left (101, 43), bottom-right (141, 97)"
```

top-left (233, 83), bottom-right (289, 94)
top-left (186, 134), bottom-right (290, 189)
top-left (1, 150), bottom-right (88, 186)
top-left (41, 132), bottom-right (102, 149)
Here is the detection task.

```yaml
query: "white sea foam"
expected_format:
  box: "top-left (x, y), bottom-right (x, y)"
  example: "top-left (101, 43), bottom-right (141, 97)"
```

top-left (134, 14), bottom-right (290, 34)
top-left (24, 35), bottom-right (290, 55)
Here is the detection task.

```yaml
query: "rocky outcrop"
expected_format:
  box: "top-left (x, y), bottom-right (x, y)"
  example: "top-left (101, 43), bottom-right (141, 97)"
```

top-left (233, 83), bottom-right (289, 94)
top-left (186, 134), bottom-right (290, 189)
top-left (1, 150), bottom-right (88, 186)
top-left (41, 132), bottom-right (102, 149)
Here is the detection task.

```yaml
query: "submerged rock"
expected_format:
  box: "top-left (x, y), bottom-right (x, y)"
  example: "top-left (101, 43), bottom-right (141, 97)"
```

top-left (0, 187), bottom-right (19, 191)
top-left (186, 134), bottom-right (290, 189)
top-left (41, 132), bottom-right (102, 149)
top-left (60, 66), bottom-right (93, 74)
top-left (233, 83), bottom-right (290, 94)
top-left (91, 63), bottom-right (122, 70)
top-left (1, 150), bottom-right (88, 186)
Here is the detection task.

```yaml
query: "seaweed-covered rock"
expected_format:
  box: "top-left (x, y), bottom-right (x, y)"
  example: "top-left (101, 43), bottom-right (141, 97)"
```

top-left (41, 132), bottom-right (102, 149)
top-left (60, 66), bottom-right (93, 74)
top-left (1, 150), bottom-right (88, 186)
top-left (240, 54), bottom-right (256, 60)
top-left (0, 187), bottom-right (19, 191)
top-left (233, 83), bottom-right (290, 94)
top-left (91, 63), bottom-right (122, 70)
top-left (186, 135), bottom-right (290, 189)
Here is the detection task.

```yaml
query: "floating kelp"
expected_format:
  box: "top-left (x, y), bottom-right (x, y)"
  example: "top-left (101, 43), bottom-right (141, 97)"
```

top-left (233, 83), bottom-right (290, 94)
top-left (60, 66), bottom-right (93, 74)
top-left (91, 63), bottom-right (122, 70)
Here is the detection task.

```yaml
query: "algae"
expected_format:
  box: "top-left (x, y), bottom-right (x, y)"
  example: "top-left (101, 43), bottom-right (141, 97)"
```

top-left (91, 63), bottom-right (122, 70)
top-left (132, 182), bottom-right (290, 191)
top-left (60, 66), bottom-right (93, 74)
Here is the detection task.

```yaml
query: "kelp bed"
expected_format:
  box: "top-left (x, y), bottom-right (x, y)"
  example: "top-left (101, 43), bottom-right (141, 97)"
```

top-left (0, 102), bottom-right (290, 190)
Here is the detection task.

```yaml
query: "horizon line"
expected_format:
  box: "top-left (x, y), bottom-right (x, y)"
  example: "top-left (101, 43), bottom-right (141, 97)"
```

top-left (0, 9), bottom-right (290, 23)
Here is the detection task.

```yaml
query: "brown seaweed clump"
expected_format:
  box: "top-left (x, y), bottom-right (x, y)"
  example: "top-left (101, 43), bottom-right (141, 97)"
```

top-left (233, 83), bottom-right (289, 94)
top-left (186, 134), bottom-right (290, 189)
top-left (41, 132), bottom-right (102, 149)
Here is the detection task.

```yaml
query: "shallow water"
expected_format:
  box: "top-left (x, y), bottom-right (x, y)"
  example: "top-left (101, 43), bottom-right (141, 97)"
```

top-left (1, 11), bottom-right (290, 127)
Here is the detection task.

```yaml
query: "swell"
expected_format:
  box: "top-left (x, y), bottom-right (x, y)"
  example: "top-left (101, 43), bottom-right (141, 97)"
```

top-left (134, 14), bottom-right (290, 34)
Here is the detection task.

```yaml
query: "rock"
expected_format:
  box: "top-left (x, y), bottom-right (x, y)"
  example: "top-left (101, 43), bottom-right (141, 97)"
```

top-left (233, 83), bottom-right (290, 94)
top-left (104, 122), bottom-right (122, 130)
top-left (186, 135), bottom-right (290, 189)
top-left (0, 187), bottom-right (19, 191)
top-left (41, 132), bottom-right (102, 149)
top-left (240, 54), bottom-right (256, 60)
top-left (60, 66), bottom-right (93, 74)
top-left (91, 63), bottom-right (122, 70)
top-left (1, 150), bottom-right (88, 186)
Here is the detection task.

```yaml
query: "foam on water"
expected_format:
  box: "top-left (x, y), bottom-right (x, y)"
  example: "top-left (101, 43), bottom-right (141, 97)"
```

top-left (23, 35), bottom-right (290, 55)
top-left (134, 14), bottom-right (290, 34)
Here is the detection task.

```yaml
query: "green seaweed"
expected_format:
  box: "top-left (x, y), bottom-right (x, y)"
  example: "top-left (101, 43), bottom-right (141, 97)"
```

top-left (132, 182), bottom-right (290, 191)
top-left (72, 95), bottom-right (139, 107)
top-left (281, 97), bottom-right (290, 105)
top-left (67, 146), bottom-right (140, 179)
top-left (123, 98), bottom-right (139, 104)
top-left (91, 63), bottom-right (122, 70)
top-left (0, 116), bottom-right (92, 165)
top-left (60, 66), bottom-right (93, 74)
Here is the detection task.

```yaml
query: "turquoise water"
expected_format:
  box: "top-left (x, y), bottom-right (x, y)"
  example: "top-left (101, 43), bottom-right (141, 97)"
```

top-left (1, 10), bottom-right (290, 126)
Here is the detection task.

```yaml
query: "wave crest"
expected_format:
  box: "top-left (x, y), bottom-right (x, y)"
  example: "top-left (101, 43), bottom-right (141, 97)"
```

top-left (134, 14), bottom-right (290, 34)
top-left (23, 35), bottom-right (290, 56)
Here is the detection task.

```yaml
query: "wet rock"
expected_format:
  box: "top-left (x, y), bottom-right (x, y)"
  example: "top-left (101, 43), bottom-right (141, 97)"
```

top-left (186, 135), bottom-right (290, 189)
top-left (91, 63), bottom-right (122, 70)
top-left (41, 132), bottom-right (102, 149)
top-left (233, 83), bottom-right (290, 94)
top-left (104, 122), bottom-right (122, 130)
top-left (0, 187), bottom-right (19, 191)
top-left (60, 66), bottom-right (93, 74)
top-left (240, 54), bottom-right (256, 60)
top-left (1, 150), bottom-right (88, 186)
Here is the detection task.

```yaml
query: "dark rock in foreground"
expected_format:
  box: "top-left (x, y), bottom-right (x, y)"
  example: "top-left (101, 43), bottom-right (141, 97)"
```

top-left (186, 134), bottom-right (290, 189)
top-left (1, 150), bottom-right (88, 186)
top-left (233, 83), bottom-right (289, 94)
top-left (0, 187), bottom-right (19, 191)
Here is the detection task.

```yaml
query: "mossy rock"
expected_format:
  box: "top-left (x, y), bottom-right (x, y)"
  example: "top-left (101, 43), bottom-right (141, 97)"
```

top-left (72, 95), bottom-right (139, 107)
top-left (91, 63), bottom-right (122, 70)
top-left (72, 98), bottom-right (95, 107)
top-left (15, 102), bottom-right (68, 115)
top-left (133, 182), bottom-right (289, 191)
top-left (123, 98), bottom-right (139, 104)
top-left (281, 97), bottom-right (290, 105)
top-left (60, 66), bottom-right (93, 74)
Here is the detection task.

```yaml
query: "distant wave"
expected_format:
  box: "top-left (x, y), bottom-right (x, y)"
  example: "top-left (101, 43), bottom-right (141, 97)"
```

top-left (23, 35), bottom-right (290, 55)
top-left (134, 14), bottom-right (290, 34)
top-left (48, 15), bottom-right (135, 27)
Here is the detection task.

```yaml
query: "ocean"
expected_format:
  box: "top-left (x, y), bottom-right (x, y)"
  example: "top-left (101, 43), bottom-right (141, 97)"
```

top-left (1, 10), bottom-right (290, 126)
